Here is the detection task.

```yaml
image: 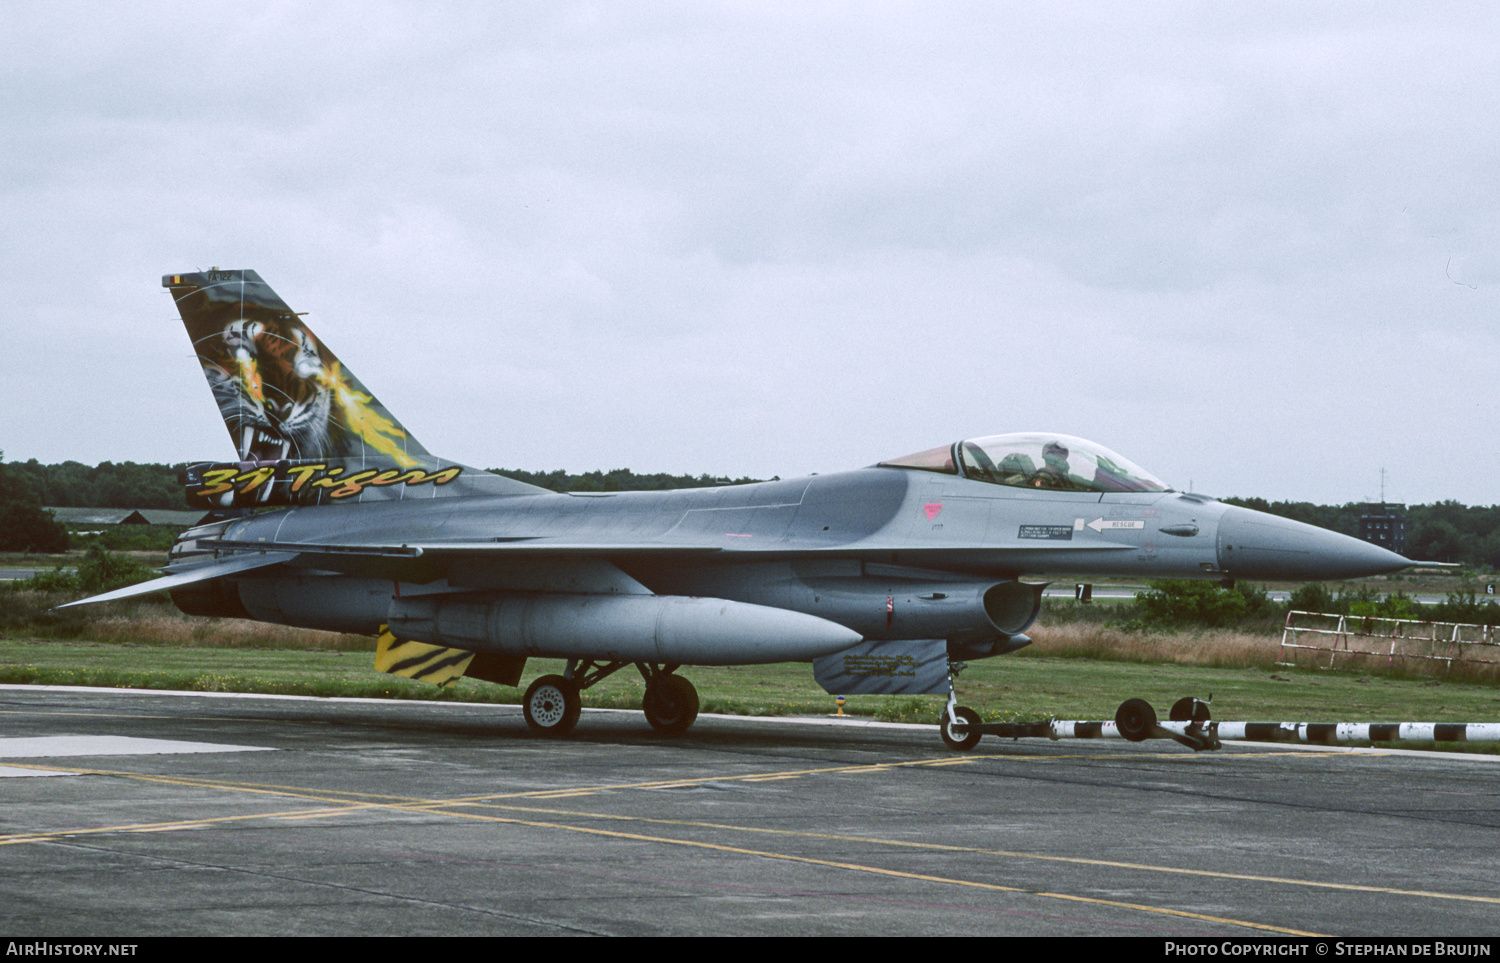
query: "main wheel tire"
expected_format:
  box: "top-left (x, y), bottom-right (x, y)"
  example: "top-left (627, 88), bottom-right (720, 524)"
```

top-left (642, 675), bottom-right (700, 735)
top-left (523, 675), bottom-right (581, 737)
top-left (940, 706), bottom-right (982, 751)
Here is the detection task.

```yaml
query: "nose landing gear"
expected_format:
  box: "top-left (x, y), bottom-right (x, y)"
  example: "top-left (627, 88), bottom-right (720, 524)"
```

top-left (940, 660), bottom-right (984, 750)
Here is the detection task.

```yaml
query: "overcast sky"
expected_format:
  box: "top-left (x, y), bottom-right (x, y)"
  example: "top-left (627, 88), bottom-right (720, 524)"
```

top-left (3, 3), bottom-right (1496, 506)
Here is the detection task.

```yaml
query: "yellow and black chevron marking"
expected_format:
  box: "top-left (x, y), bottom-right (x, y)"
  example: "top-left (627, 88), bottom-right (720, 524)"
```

top-left (374, 626), bottom-right (475, 689)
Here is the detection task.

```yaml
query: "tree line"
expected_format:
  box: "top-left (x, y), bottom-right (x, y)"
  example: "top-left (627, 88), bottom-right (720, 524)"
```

top-left (0, 454), bottom-right (68, 553)
top-left (4, 458), bottom-right (185, 511)
top-left (491, 467), bottom-right (768, 493)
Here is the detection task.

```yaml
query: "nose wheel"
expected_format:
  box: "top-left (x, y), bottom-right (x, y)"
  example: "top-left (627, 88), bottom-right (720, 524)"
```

top-left (940, 705), bottom-right (982, 751)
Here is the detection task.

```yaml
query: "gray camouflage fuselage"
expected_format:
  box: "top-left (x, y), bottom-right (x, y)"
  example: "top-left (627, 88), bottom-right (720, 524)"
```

top-left (170, 464), bottom-right (1405, 663)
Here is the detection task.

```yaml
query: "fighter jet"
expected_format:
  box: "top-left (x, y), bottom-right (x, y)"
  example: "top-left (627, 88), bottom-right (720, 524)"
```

top-left (68, 269), bottom-right (1411, 745)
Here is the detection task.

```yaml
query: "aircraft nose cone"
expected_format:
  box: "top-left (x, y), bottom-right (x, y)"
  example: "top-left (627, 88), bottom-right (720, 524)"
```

top-left (1216, 506), bottom-right (1410, 580)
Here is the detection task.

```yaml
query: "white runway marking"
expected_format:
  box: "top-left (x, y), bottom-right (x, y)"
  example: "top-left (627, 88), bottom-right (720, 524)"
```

top-left (0, 735), bottom-right (274, 759)
top-left (0, 765), bottom-right (70, 778)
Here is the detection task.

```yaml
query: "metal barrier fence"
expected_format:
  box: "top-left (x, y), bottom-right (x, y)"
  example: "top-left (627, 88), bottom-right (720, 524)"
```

top-left (1279, 610), bottom-right (1500, 671)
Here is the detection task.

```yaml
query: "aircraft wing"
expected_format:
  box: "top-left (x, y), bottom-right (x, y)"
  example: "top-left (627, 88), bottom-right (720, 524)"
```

top-left (57, 551), bottom-right (298, 608)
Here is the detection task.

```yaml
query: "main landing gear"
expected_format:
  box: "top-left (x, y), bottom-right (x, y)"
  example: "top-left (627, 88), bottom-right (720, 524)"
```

top-left (520, 660), bottom-right (699, 738)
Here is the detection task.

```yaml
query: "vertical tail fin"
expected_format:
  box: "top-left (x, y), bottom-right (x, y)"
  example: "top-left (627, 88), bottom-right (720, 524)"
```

top-left (167, 269), bottom-right (427, 465)
top-left (165, 269), bottom-right (546, 506)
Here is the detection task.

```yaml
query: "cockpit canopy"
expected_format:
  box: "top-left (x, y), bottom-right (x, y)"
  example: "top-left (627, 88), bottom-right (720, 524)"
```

top-left (879, 433), bottom-right (1171, 494)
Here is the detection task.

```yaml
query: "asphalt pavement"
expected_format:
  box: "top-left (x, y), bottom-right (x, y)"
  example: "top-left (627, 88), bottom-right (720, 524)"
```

top-left (0, 685), bottom-right (1497, 937)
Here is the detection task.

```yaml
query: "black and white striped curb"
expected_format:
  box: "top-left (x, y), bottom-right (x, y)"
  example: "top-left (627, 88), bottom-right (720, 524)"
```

top-left (986, 719), bottom-right (1500, 745)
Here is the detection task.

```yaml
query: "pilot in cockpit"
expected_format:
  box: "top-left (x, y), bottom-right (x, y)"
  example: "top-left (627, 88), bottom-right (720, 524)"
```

top-left (1033, 441), bottom-right (1078, 489)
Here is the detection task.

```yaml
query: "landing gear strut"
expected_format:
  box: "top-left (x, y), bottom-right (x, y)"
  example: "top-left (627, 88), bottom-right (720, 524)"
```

top-left (520, 661), bottom-right (701, 737)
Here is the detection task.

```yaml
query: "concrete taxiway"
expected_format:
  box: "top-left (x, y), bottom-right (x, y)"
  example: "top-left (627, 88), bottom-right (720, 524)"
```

top-left (0, 684), bottom-right (1497, 937)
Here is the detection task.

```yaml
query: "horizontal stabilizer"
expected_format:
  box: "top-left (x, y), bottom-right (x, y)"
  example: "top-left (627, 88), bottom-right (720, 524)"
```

top-left (57, 552), bottom-right (296, 609)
